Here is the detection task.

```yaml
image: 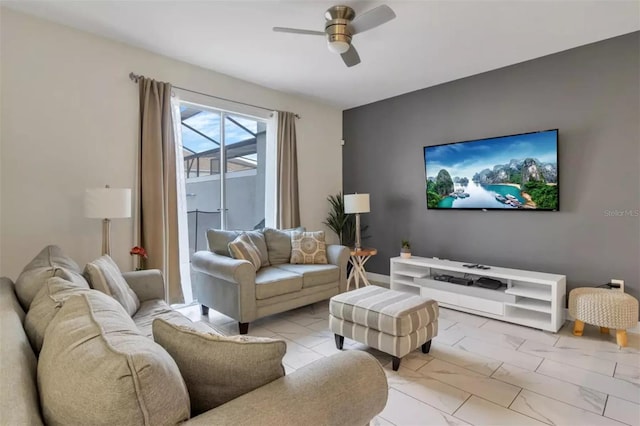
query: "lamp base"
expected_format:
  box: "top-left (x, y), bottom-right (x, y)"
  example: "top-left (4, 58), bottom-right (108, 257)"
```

top-left (102, 218), bottom-right (111, 256)
top-left (354, 213), bottom-right (361, 250)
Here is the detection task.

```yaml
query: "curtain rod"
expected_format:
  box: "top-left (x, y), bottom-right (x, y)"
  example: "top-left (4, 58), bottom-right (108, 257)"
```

top-left (129, 72), bottom-right (300, 119)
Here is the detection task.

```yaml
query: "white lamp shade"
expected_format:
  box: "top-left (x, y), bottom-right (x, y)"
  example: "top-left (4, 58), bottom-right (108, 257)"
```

top-left (344, 193), bottom-right (370, 214)
top-left (84, 188), bottom-right (131, 219)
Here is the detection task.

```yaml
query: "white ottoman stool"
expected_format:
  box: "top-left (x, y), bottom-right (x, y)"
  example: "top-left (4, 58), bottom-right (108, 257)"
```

top-left (329, 286), bottom-right (439, 370)
top-left (569, 287), bottom-right (639, 347)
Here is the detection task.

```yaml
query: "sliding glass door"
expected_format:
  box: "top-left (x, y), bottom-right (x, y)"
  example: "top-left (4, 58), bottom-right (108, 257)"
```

top-left (179, 103), bottom-right (266, 258)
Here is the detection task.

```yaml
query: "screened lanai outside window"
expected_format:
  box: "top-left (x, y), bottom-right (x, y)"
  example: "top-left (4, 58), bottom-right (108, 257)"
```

top-left (180, 104), bottom-right (267, 257)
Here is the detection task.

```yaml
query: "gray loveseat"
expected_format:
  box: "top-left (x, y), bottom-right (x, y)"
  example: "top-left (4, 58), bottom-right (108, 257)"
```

top-left (1, 246), bottom-right (387, 425)
top-left (193, 228), bottom-right (350, 334)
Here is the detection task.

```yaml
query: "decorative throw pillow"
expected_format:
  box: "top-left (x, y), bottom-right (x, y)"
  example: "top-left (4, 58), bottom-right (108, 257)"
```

top-left (38, 291), bottom-right (190, 425)
top-left (263, 227), bottom-right (305, 265)
top-left (207, 229), bottom-right (269, 267)
top-left (290, 231), bottom-right (328, 265)
top-left (84, 255), bottom-right (140, 316)
top-left (25, 276), bottom-right (91, 353)
top-left (152, 318), bottom-right (286, 416)
top-left (228, 233), bottom-right (263, 271)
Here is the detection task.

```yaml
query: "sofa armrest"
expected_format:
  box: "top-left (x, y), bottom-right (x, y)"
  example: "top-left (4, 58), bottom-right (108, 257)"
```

top-left (191, 251), bottom-right (256, 284)
top-left (185, 351), bottom-right (388, 426)
top-left (327, 244), bottom-right (349, 267)
top-left (122, 269), bottom-right (165, 302)
top-left (327, 245), bottom-right (350, 293)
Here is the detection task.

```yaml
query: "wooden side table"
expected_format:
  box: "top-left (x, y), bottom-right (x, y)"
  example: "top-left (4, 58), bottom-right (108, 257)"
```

top-left (347, 248), bottom-right (378, 290)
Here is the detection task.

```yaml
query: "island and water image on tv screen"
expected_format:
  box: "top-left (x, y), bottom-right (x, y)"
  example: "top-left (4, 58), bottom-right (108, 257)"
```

top-left (424, 130), bottom-right (558, 210)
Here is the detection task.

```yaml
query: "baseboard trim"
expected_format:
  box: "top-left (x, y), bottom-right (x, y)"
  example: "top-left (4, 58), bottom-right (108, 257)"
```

top-left (366, 272), bottom-right (390, 286)
top-left (368, 272), bottom-right (640, 334)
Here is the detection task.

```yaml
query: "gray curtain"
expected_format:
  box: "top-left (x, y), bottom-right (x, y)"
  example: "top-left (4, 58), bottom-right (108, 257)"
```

top-left (276, 111), bottom-right (301, 229)
top-left (137, 78), bottom-right (184, 304)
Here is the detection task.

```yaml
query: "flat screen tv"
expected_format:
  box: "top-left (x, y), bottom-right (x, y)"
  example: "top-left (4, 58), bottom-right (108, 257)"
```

top-left (424, 129), bottom-right (559, 211)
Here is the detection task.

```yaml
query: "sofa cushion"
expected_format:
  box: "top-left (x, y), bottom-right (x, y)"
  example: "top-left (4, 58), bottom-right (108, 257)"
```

top-left (0, 278), bottom-right (44, 426)
top-left (228, 233), bottom-right (263, 271)
top-left (263, 227), bottom-right (304, 265)
top-left (14, 245), bottom-right (86, 310)
top-left (38, 291), bottom-right (190, 426)
top-left (274, 264), bottom-right (340, 288)
top-left (85, 255), bottom-right (140, 316)
top-left (255, 267), bottom-right (303, 300)
top-left (133, 299), bottom-right (214, 338)
top-left (152, 318), bottom-right (286, 416)
top-left (24, 276), bottom-right (91, 353)
top-left (290, 231), bottom-right (328, 265)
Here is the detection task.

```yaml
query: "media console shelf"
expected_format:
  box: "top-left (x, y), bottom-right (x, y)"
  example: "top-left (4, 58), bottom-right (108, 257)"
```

top-left (390, 257), bottom-right (566, 332)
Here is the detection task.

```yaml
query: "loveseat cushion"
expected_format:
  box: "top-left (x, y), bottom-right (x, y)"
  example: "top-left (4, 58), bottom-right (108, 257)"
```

top-left (274, 264), bottom-right (340, 288)
top-left (255, 267), bottom-right (303, 299)
top-left (24, 276), bottom-right (91, 353)
top-left (207, 229), bottom-right (241, 256)
top-left (153, 319), bottom-right (286, 416)
top-left (133, 299), bottom-right (214, 338)
top-left (14, 245), bottom-right (87, 310)
top-left (85, 255), bottom-right (140, 316)
top-left (38, 290), bottom-right (190, 426)
top-left (263, 227), bottom-right (304, 265)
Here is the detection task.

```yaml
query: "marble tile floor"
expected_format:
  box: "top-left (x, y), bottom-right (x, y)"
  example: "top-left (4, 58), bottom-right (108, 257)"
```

top-left (179, 301), bottom-right (640, 426)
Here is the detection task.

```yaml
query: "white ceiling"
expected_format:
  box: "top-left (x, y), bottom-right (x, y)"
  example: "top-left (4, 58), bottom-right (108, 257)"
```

top-left (4, 1), bottom-right (640, 109)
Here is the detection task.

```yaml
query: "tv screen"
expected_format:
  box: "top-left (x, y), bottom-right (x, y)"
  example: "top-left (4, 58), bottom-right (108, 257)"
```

top-left (424, 129), bottom-right (559, 210)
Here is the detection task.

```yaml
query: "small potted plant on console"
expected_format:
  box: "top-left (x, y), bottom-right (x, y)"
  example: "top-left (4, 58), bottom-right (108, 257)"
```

top-left (400, 240), bottom-right (411, 259)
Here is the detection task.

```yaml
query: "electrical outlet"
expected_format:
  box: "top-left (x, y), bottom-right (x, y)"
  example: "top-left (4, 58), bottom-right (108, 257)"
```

top-left (611, 279), bottom-right (624, 292)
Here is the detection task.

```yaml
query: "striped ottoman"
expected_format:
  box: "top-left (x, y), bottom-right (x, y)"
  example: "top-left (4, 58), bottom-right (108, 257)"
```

top-left (329, 286), bottom-right (439, 371)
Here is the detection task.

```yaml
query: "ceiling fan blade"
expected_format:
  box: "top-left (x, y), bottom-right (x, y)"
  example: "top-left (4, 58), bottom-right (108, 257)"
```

top-left (341, 45), bottom-right (361, 67)
top-left (350, 5), bottom-right (396, 34)
top-left (273, 27), bottom-right (325, 36)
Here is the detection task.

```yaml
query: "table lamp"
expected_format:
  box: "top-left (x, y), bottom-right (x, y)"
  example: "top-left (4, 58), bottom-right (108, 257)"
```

top-left (84, 185), bottom-right (131, 256)
top-left (344, 193), bottom-right (370, 250)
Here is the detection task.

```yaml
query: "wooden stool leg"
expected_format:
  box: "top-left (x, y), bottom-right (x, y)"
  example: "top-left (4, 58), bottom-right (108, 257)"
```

top-left (616, 330), bottom-right (628, 347)
top-left (600, 327), bottom-right (610, 334)
top-left (573, 319), bottom-right (585, 336)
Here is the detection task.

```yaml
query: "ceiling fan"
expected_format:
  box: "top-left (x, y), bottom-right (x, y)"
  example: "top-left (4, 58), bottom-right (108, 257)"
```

top-left (273, 4), bottom-right (396, 67)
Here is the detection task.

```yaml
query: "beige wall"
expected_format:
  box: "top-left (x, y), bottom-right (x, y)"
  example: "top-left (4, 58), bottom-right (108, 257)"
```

top-left (0, 8), bottom-right (342, 279)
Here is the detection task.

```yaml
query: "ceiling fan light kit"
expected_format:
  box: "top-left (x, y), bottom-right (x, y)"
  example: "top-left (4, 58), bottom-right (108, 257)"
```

top-left (273, 4), bottom-right (396, 67)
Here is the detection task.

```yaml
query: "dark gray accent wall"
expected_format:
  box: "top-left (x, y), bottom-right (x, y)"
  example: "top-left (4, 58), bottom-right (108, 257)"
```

top-left (343, 32), bottom-right (640, 303)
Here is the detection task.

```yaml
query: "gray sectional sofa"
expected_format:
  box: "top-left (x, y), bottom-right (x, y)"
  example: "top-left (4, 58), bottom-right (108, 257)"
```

top-left (192, 228), bottom-right (350, 334)
top-left (1, 245), bottom-right (388, 425)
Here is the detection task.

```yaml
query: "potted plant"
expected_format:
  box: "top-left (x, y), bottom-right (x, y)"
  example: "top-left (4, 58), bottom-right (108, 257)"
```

top-left (400, 240), bottom-right (411, 258)
top-left (323, 192), bottom-right (368, 247)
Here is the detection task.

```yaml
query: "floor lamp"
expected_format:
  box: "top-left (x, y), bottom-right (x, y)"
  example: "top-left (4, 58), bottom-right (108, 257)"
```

top-left (344, 193), bottom-right (370, 250)
top-left (84, 186), bottom-right (131, 256)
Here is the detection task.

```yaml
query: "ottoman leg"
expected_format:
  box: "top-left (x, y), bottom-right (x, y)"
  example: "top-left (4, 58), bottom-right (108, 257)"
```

top-left (573, 319), bottom-right (585, 336)
top-left (392, 356), bottom-right (401, 371)
top-left (616, 330), bottom-right (628, 347)
top-left (334, 334), bottom-right (344, 350)
top-left (422, 340), bottom-right (432, 354)
top-left (600, 327), bottom-right (610, 334)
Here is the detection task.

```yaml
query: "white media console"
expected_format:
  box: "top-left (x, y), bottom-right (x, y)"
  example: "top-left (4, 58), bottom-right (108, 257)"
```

top-left (390, 257), bottom-right (566, 332)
